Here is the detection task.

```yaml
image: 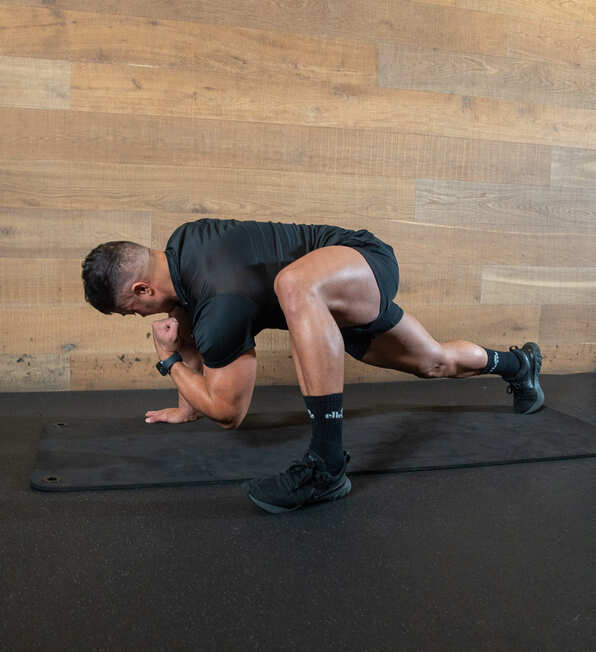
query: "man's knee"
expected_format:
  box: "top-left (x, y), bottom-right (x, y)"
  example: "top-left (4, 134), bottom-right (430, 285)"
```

top-left (274, 268), bottom-right (316, 313)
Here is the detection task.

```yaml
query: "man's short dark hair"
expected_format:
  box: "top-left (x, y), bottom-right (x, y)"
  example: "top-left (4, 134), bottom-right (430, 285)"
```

top-left (82, 241), bottom-right (148, 314)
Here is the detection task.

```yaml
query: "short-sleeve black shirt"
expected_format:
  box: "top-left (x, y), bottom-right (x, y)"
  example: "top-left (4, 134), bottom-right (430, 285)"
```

top-left (165, 218), bottom-right (371, 368)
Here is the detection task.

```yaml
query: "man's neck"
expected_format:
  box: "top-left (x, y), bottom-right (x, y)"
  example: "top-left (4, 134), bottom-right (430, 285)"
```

top-left (151, 250), bottom-right (178, 302)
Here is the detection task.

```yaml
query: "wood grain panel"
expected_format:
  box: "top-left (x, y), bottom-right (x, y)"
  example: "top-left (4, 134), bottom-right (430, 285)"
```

top-left (394, 304), bottom-right (541, 348)
top-left (0, 0), bottom-right (509, 56)
top-left (0, 5), bottom-right (376, 85)
top-left (69, 61), bottom-right (596, 149)
top-left (539, 305), bottom-right (596, 343)
top-left (378, 43), bottom-right (596, 109)
top-left (0, 108), bottom-right (552, 186)
top-left (0, 160), bottom-right (414, 222)
top-left (539, 343), bottom-right (596, 373)
top-left (459, 0), bottom-right (595, 26)
top-left (0, 55), bottom-right (70, 110)
top-left (0, 307), bottom-right (158, 355)
top-left (0, 258), bottom-right (83, 306)
top-left (2, 2), bottom-right (593, 68)
top-left (379, 220), bottom-right (596, 266)
top-left (411, 0), bottom-right (456, 6)
top-left (481, 266), bottom-right (596, 305)
top-left (0, 353), bottom-right (69, 392)
top-left (551, 147), bottom-right (596, 189)
top-left (252, 347), bottom-right (296, 387)
top-left (415, 179), bottom-right (596, 233)
top-left (398, 264), bottom-right (481, 304)
top-left (70, 351), bottom-right (170, 391)
top-left (508, 17), bottom-right (596, 67)
top-left (2, 0), bottom-right (586, 77)
top-left (0, 207), bottom-right (151, 258)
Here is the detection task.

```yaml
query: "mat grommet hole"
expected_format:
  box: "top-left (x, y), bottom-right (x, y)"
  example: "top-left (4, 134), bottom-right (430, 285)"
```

top-left (54, 422), bottom-right (68, 428)
top-left (44, 476), bottom-right (60, 484)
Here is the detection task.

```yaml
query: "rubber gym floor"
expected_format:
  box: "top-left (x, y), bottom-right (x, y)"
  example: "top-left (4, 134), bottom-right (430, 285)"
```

top-left (2, 373), bottom-right (595, 651)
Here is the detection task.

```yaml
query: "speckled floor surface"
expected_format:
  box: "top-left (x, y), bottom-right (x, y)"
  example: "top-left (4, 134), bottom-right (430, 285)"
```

top-left (2, 374), bottom-right (595, 651)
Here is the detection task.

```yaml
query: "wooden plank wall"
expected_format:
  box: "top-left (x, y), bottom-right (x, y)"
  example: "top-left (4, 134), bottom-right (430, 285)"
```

top-left (0, 0), bottom-right (594, 392)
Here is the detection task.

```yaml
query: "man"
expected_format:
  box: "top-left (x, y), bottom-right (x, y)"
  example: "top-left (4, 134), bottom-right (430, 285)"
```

top-left (82, 218), bottom-right (543, 514)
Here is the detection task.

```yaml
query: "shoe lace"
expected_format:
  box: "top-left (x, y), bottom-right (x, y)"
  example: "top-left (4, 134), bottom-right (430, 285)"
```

top-left (278, 456), bottom-right (323, 493)
top-left (277, 460), bottom-right (314, 491)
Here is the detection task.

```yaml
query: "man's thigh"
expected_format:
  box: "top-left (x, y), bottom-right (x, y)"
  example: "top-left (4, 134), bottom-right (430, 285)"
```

top-left (276, 245), bottom-right (381, 328)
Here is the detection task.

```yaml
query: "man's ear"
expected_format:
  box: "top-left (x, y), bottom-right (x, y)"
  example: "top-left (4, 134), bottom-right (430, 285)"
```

top-left (131, 282), bottom-right (152, 296)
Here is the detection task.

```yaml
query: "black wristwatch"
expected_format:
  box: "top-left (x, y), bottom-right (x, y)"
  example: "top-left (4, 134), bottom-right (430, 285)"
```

top-left (156, 351), bottom-right (183, 376)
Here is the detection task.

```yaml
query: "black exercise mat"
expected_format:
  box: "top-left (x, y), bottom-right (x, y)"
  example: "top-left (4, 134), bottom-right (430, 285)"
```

top-left (30, 404), bottom-right (596, 491)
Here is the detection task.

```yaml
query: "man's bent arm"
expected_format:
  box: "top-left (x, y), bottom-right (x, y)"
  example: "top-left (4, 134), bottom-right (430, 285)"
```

top-left (170, 350), bottom-right (257, 429)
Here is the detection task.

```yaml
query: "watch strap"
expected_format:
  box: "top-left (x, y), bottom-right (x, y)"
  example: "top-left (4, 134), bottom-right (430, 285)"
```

top-left (156, 351), bottom-right (183, 376)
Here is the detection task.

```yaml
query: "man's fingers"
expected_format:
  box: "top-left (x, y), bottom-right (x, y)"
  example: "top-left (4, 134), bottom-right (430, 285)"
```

top-left (145, 409), bottom-right (165, 423)
top-left (145, 407), bottom-right (198, 424)
top-left (152, 318), bottom-right (180, 346)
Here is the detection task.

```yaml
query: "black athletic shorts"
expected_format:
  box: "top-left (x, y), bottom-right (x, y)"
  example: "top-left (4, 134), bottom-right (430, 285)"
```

top-left (337, 230), bottom-right (404, 360)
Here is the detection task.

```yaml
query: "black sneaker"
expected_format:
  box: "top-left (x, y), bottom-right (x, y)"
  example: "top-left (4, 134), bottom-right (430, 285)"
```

top-left (505, 342), bottom-right (544, 414)
top-left (244, 450), bottom-right (351, 514)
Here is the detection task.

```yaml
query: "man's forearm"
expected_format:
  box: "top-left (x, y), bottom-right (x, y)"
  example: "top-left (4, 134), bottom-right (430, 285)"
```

top-left (169, 362), bottom-right (234, 427)
top-left (177, 344), bottom-right (203, 412)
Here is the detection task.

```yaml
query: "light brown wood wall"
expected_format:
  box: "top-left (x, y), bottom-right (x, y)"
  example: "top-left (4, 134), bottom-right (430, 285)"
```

top-left (1, 0), bottom-right (595, 391)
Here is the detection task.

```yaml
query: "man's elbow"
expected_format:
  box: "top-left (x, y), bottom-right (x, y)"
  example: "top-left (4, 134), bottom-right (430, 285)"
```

top-left (216, 416), bottom-right (244, 430)
top-left (210, 389), bottom-right (252, 430)
top-left (214, 408), bottom-right (247, 430)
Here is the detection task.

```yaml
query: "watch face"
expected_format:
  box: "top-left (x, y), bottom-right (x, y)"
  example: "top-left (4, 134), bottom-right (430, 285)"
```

top-left (156, 352), bottom-right (181, 376)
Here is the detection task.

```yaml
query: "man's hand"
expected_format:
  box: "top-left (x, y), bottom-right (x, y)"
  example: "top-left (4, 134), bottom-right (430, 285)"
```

top-left (145, 406), bottom-right (199, 424)
top-left (152, 317), bottom-right (180, 360)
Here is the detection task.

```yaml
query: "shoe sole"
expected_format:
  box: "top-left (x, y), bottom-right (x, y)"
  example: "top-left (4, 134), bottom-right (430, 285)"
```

top-left (520, 341), bottom-right (544, 415)
top-left (247, 476), bottom-right (352, 514)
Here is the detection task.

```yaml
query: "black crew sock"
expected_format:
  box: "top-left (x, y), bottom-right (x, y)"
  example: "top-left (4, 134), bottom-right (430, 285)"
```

top-left (304, 393), bottom-right (344, 474)
top-left (480, 348), bottom-right (522, 379)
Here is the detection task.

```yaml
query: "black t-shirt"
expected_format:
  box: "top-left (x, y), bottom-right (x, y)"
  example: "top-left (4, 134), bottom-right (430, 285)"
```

top-left (165, 218), bottom-right (374, 368)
